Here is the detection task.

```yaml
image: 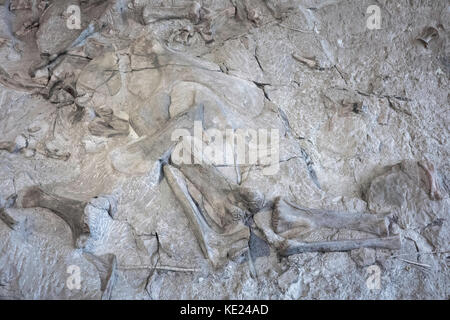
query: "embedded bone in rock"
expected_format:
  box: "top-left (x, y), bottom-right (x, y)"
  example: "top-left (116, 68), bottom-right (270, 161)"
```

top-left (416, 26), bottom-right (439, 48)
top-left (88, 105), bottom-right (130, 137)
top-left (417, 160), bottom-right (444, 200)
top-left (83, 253), bottom-right (118, 300)
top-left (0, 208), bottom-right (17, 229)
top-left (163, 164), bottom-right (250, 268)
top-left (0, 212), bottom-right (107, 299)
top-left (36, 0), bottom-right (111, 57)
top-left (253, 197), bottom-right (401, 256)
top-left (272, 197), bottom-right (391, 238)
top-left (0, 0), bottom-right (449, 300)
top-left (17, 186), bottom-right (91, 248)
top-left (142, 2), bottom-right (202, 24)
top-left (109, 103), bottom-right (204, 176)
top-left (366, 160), bottom-right (449, 250)
top-left (0, 141), bottom-right (16, 153)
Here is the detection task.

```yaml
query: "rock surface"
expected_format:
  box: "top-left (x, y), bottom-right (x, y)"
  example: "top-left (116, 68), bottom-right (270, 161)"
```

top-left (0, 0), bottom-right (448, 299)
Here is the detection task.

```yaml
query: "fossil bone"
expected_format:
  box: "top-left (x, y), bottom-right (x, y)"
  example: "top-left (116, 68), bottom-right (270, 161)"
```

top-left (75, 35), bottom-right (400, 268)
top-left (142, 2), bottom-right (202, 24)
top-left (273, 197), bottom-right (390, 238)
top-left (416, 27), bottom-right (439, 48)
top-left (0, 141), bottom-right (17, 153)
top-left (88, 106), bottom-right (130, 138)
top-left (254, 197), bottom-right (401, 256)
top-left (292, 54), bottom-right (317, 69)
top-left (16, 188), bottom-right (121, 249)
top-left (0, 194), bottom-right (18, 230)
top-left (418, 160), bottom-right (443, 200)
top-left (163, 164), bottom-right (250, 268)
top-left (17, 186), bottom-right (91, 248)
top-left (109, 104), bottom-right (204, 176)
top-left (281, 236), bottom-right (401, 256)
top-left (83, 253), bottom-right (117, 300)
top-left (0, 208), bottom-right (17, 230)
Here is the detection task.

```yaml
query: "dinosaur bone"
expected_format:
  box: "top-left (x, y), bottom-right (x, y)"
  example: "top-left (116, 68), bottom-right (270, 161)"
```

top-left (418, 160), bottom-right (443, 200)
top-left (83, 253), bottom-right (117, 300)
top-left (254, 197), bottom-right (401, 256)
top-left (142, 2), bottom-right (202, 24)
top-left (273, 197), bottom-right (390, 238)
top-left (88, 106), bottom-right (129, 138)
top-left (416, 27), bottom-right (439, 48)
top-left (109, 104), bottom-right (204, 176)
top-left (281, 237), bottom-right (401, 256)
top-left (163, 164), bottom-right (250, 268)
top-left (17, 186), bottom-right (91, 248)
top-left (0, 208), bottom-right (17, 230)
top-left (0, 194), bottom-right (18, 230)
top-left (17, 187), bottom-right (117, 248)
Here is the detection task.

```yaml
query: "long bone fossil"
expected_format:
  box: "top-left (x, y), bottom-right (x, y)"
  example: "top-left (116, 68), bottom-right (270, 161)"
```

top-left (254, 197), bottom-right (401, 256)
top-left (163, 164), bottom-right (249, 268)
top-left (163, 158), bottom-right (266, 268)
top-left (142, 2), bottom-right (202, 24)
top-left (163, 151), bottom-right (401, 264)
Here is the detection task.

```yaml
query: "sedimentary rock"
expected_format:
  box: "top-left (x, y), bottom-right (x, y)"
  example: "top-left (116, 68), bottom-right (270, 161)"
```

top-left (0, 0), bottom-right (448, 300)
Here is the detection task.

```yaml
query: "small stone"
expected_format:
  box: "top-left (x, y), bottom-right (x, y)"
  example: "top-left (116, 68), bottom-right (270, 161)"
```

top-left (27, 126), bottom-right (41, 133)
top-left (89, 195), bottom-right (118, 218)
top-left (14, 135), bottom-right (28, 150)
top-left (277, 267), bottom-right (299, 292)
top-left (33, 67), bottom-right (49, 85)
top-left (350, 248), bottom-right (376, 267)
top-left (22, 148), bottom-right (36, 158)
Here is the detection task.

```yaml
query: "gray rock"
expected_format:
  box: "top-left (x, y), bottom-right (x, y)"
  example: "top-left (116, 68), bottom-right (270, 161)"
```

top-left (0, 0), bottom-right (448, 300)
top-left (350, 248), bottom-right (376, 267)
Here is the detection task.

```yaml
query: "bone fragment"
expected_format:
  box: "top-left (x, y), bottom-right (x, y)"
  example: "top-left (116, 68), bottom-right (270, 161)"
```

top-left (418, 160), bottom-right (443, 200)
top-left (143, 2), bottom-right (201, 24)
top-left (254, 198), bottom-right (401, 257)
top-left (281, 236), bottom-right (401, 256)
top-left (17, 186), bottom-right (90, 248)
top-left (163, 164), bottom-right (249, 268)
top-left (273, 197), bottom-right (390, 238)
top-left (83, 253), bottom-right (118, 300)
top-left (292, 54), bottom-right (317, 69)
top-left (417, 27), bottom-right (439, 48)
top-left (0, 208), bottom-right (17, 230)
top-left (110, 104), bottom-right (203, 175)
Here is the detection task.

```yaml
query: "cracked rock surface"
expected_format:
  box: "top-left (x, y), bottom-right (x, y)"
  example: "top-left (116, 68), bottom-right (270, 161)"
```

top-left (0, 0), bottom-right (449, 299)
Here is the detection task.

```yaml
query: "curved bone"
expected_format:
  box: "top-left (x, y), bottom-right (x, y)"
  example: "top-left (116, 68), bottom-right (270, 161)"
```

top-left (88, 106), bottom-right (129, 138)
top-left (418, 160), bottom-right (443, 200)
top-left (174, 163), bottom-right (237, 228)
top-left (17, 187), bottom-right (90, 248)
